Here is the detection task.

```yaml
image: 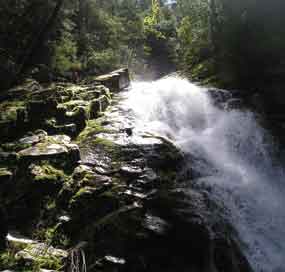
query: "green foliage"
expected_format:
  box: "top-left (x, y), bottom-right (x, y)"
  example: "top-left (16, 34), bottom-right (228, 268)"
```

top-left (0, 0), bottom-right (179, 83)
top-left (52, 34), bottom-right (78, 74)
top-left (143, 0), bottom-right (166, 54)
top-left (34, 222), bottom-right (70, 248)
top-left (144, 0), bottom-right (161, 27)
top-left (140, 0), bottom-right (177, 77)
top-left (1, 0), bottom-right (285, 88)
top-left (175, 0), bottom-right (214, 82)
top-left (0, 0), bottom-right (64, 88)
top-left (175, 0), bottom-right (285, 88)
top-left (0, 247), bottom-right (63, 271)
top-left (32, 254), bottom-right (63, 271)
top-left (86, 49), bottom-right (120, 74)
top-left (0, 250), bottom-right (18, 270)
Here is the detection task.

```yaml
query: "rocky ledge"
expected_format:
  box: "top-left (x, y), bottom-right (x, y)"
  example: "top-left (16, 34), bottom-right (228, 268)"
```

top-left (0, 69), bottom-right (252, 272)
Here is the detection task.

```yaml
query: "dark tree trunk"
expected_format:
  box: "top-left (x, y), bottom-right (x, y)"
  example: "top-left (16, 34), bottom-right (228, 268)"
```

top-left (77, 0), bottom-right (86, 55)
top-left (16, 0), bottom-right (65, 81)
top-left (209, 0), bottom-right (219, 53)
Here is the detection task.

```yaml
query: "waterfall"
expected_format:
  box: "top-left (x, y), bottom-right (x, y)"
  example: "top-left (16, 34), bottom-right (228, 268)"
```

top-left (123, 76), bottom-right (285, 272)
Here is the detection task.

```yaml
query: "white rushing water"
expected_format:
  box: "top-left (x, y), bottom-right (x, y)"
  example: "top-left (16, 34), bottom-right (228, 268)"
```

top-left (124, 76), bottom-right (285, 272)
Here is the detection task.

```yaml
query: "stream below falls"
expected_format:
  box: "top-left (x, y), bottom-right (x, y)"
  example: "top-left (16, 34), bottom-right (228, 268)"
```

top-left (120, 76), bottom-right (285, 272)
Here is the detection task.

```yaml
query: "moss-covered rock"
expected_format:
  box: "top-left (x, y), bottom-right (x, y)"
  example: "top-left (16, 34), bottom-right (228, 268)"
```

top-left (0, 79), bottom-right (41, 102)
top-left (94, 68), bottom-right (130, 92)
top-left (18, 135), bottom-right (80, 167)
top-left (30, 164), bottom-right (68, 192)
top-left (0, 72), bottom-right (119, 142)
top-left (2, 68), bottom-right (246, 272)
top-left (89, 95), bottom-right (110, 119)
top-left (0, 243), bottom-right (66, 271)
top-left (65, 106), bottom-right (88, 132)
top-left (76, 120), bottom-right (114, 143)
top-left (0, 101), bottom-right (26, 123)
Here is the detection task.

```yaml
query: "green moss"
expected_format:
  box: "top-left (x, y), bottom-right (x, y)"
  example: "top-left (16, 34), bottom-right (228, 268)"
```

top-left (32, 254), bottom-right (64, 271)
top-left (76, 120), bottom-right (114, 143)
top-left (0, 250), bottom-right (18, 270)
top-left (93, 137), bottom-right (123, 162)
top-left (33, 223), bottom-right (71, 249)
top-left (71, 186), bottom-right (92, 201)
top-left (32, 164), bottom-right (68, 184)
top-left (78, 172), bottom-right (96, 187)
top-left (93, 137), bottom-right (115, 148)
top-left (0, 249), bottom-right (57, 272)
top-left (0, 101), bottom-right (26, 122)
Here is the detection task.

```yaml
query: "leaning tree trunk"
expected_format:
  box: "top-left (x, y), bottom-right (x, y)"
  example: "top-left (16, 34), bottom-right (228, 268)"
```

top-left (15, 0), bottom-right (65, 82)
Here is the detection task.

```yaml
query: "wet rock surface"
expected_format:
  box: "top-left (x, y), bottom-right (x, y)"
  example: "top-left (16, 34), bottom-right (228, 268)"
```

top-left (0, 70), bottom-right (252, 272)
top-left (0, 71), bottom-right (122, 142)
top-left (93, 68), bottom-right (130, 92)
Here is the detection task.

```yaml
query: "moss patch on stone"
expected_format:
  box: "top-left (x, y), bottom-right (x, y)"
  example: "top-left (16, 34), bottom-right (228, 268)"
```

top-left (31, 164), bottom-right (68, 184)
top-left (76, 120), bottom-right (114, 143)
top-left (0, 101), bottom-right (26, 122)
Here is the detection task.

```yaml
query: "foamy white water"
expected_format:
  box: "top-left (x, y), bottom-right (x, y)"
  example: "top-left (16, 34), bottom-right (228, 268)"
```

top-left (123, 76), bottom-right (285, 272)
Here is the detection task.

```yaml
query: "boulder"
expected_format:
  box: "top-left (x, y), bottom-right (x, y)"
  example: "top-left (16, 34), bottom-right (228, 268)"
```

top-left (0, 80), bottom-right (41, 102)
top-left (95, 68), bottom-right (130, 92)
top-left (143, 189), bottom-right (254, 272)
top-left (19, 135), bottom-right (41, 145)
top-left (72, 164), bottom-right (94, 181)
top-left (69, 186), bottom-right (119, 227)
top-left (6, 232), bottom-right (37, 251)
top-left (89, 96), bottom-right (110, 119)
top-left (15, 242), bottom-right (68, 264)
top-left (19, 143), bottom-right (68, 159)
top-left (78, 88), bottom-right (101, 100)
top-left (66, 106), bottom-right (88, 132)
top-left (29, 164), bottom-right (67, 193)
top-left (5, 233), bottom-right (67, 270)
top-left (18, 135), bottom-right (80, 166)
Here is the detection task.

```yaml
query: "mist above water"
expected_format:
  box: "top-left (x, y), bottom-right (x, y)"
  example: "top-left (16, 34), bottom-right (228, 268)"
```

top-left (124, 76), bottom-right (285, 272)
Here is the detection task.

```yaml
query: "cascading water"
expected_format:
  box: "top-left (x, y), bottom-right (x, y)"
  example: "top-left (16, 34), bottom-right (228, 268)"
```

top-left (123, 76), bottom-right (285, 272)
